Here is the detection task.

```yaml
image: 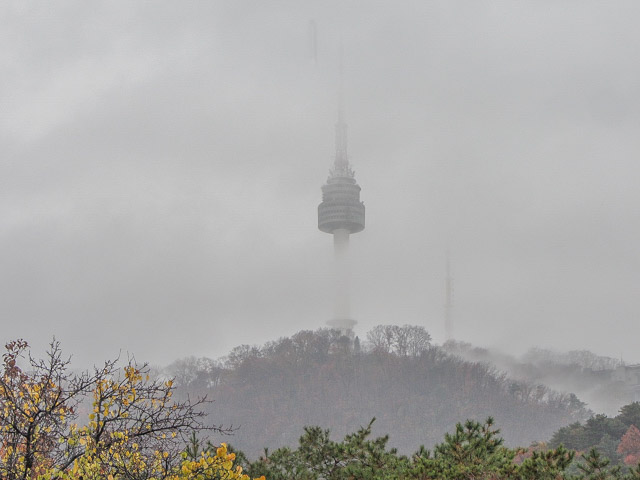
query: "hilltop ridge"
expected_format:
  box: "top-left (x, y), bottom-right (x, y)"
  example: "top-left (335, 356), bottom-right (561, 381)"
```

top-left (164, 326), bottom-right (591, 458)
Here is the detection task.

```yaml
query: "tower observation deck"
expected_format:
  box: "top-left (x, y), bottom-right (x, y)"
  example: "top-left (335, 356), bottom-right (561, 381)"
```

top-left (318, 92), bottom-right (365, 333)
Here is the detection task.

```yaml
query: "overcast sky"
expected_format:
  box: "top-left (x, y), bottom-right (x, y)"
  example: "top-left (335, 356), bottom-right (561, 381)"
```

top-left (2, 2), bottom-right (640, 367)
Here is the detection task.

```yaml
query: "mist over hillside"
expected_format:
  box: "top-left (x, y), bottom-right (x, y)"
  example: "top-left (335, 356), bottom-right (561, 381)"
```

top-left (442, 341), bottom-right (633, 416)
top-left (162, 327), bottom-right (590, 459)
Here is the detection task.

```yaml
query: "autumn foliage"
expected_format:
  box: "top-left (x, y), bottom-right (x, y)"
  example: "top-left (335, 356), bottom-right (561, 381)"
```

top-left (0, 339), bottom-right (263, 480)
top-left (618, 424), bottom-right (640, 466)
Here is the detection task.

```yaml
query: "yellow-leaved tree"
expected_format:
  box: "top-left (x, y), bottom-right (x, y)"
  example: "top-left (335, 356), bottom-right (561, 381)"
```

top-left (0, 339), bottom-right (264, 480)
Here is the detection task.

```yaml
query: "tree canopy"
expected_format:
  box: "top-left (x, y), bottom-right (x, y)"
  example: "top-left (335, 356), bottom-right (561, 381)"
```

top-left (0, 339), bottom-right (263, 480)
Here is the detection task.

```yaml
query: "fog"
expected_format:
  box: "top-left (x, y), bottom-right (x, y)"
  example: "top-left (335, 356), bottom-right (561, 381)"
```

top-left (2, 2), bottom-right (640, 367)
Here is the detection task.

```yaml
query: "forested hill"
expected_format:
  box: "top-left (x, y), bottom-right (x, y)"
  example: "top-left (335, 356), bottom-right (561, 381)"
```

top-left (164, 327), bottom-right (589, 459)
top-left (442, 340), bottom-right (629, 416)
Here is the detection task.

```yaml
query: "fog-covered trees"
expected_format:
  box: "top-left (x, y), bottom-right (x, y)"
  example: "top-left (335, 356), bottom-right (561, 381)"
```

top-left (164, 356), bottom-right (223, 390)
top-left (442, 341), bottom-right (628, 416)
top-left (365, 324), bottom-right (431, 356)
top-left (164, 327), bottom-right (588, 458)
top-left (522, 348), bottom-right (622, 371)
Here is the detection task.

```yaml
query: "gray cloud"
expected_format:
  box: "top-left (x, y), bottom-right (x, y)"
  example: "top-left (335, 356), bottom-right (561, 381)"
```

top-left (2, 1), bottom-right (640, 365)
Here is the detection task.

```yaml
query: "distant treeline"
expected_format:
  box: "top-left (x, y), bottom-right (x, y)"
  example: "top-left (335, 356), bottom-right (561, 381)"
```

top-left (163, 326), bottom-right (589, 458)
top-left (442, 341), bottom-right (630, 416)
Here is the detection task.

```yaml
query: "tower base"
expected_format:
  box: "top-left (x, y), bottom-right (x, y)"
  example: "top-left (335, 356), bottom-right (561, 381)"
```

top-left (326, 318), bottom-right (357, 336)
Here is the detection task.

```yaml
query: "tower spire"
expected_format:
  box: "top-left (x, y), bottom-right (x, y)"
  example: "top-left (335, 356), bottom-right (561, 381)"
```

top-left (334, 43), bottom-right (349, 175)
top-left (338, 41), bottom-right (344, 123)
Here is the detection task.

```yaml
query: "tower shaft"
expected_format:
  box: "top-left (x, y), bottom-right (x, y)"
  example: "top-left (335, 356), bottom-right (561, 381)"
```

top-left (330, 229), bottom-right (353, 327)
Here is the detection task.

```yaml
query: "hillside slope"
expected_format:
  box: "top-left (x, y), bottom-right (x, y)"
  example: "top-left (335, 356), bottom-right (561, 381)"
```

top-left (166, 327), bottom-right (589, 458)
top-left (443, 341), bottom-right (630, 416)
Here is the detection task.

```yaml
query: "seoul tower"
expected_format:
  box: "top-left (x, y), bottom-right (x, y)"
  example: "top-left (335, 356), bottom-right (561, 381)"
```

top-left (318, 64), bottom-right (365, 333)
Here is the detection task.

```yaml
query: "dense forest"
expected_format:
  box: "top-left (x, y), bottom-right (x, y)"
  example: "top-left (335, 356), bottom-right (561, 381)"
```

top-left (164, 326), bottom-right (589, 458)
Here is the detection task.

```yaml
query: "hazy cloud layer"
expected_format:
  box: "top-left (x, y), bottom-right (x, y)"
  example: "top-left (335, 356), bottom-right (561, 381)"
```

top-left (2, 2), bottom-right (640, 366)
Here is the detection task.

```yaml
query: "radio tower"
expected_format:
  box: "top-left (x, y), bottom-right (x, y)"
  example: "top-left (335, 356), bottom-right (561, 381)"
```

top-left (318, 57), bottom-right (365, 334)
top-left (444, 252), bottom-right (454, 341)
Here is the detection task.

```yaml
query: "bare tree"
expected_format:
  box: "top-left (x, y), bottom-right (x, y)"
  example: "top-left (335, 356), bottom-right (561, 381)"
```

top-left (366, 325), bottom-right (431, 356)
